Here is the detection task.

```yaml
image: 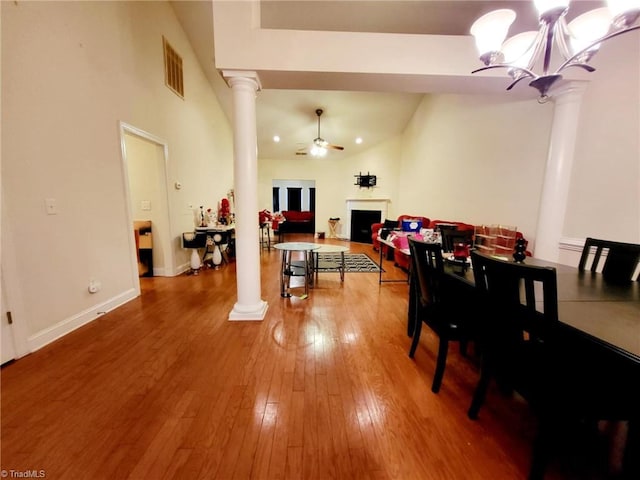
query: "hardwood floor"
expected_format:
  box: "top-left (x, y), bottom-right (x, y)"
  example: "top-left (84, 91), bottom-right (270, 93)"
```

top-left (0, 235), bottom-right (625, 479)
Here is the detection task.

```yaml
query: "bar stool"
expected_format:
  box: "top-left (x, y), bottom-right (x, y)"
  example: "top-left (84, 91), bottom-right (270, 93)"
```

top-left (259, 223), bottom-right (271, 251)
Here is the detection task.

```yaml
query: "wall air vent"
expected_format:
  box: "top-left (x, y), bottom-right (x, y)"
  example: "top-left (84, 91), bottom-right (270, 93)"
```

top-left (163, 36), bottom-right (184, 98)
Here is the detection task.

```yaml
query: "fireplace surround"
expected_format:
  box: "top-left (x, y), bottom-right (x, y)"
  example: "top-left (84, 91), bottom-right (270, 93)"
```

top-left (345, 198), bottom-right (390, 242)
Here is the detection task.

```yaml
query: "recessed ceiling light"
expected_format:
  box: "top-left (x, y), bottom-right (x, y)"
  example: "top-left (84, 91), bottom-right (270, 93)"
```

top-left (355, 137), bottom-right (363, 144)
top-left (273, 135), bottom-right (280, 143)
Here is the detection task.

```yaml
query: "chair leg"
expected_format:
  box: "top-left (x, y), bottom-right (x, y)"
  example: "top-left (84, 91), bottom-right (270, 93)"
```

top-left (459, 339), bottom-right (468, 357)
top-left (407, 280), bottom-right (417, 337)
top-left (528, 418), bottom-right (552, 480)
top-left (409, 320), bottom-right (423, 358)
top-left (432, 339), bottom-right (449, 393)
top-left (468, 361), bottom-right (492, 420)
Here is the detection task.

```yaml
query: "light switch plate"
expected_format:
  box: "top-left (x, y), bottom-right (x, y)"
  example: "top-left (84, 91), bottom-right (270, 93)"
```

top-left (141, 200), bottom-right (151, 211)
top-left (45, 198), bottom-right (58, 215)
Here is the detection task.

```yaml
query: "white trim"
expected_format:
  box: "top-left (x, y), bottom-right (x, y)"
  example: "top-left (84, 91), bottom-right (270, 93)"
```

top-left (345, 198), bottom-right (390, 241)
top-left (119, 121), bottom-right (176, 284)
top-left (229, 300), bottom-right (269, 321)
top-left (27, 289), bottom-right (138, 353)
top-left (558, 236), bottom-right (586, 252)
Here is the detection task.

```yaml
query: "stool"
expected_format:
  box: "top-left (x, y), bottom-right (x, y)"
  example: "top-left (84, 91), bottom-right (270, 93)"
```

top-left (259, 223), bottom-right (271, 250)
top-left (328, 218), bottom-right (340, 238)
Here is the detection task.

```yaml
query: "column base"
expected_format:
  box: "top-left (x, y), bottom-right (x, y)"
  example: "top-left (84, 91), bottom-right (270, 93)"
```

top-left (228, 300), bottom-right (268, 321)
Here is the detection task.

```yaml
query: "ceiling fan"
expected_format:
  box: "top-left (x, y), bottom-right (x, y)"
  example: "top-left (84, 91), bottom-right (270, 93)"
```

top-left (296, 108), bottom-right (344, 157)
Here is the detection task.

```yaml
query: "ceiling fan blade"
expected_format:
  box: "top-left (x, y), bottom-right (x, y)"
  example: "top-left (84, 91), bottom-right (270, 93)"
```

top-left (327, 144), bottom-right (344, 151)
top-left (296, 151), bottom-right (308, 156)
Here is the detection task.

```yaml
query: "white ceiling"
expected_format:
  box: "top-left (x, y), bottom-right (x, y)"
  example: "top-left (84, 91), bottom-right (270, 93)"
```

top-left (170, 0), bottom-right (603, 159)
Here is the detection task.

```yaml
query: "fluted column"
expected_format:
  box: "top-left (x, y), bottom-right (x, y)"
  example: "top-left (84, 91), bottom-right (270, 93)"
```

top-left (225, 71), bottom-right (268, 321)
top-left (533, 81), bottom-right (588, 262)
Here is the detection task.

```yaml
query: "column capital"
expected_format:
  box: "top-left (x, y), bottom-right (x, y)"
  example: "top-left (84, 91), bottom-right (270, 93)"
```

top-left (222, 70), bottom-right (262, 91)
top-left (550, 80), bottom-right (588, 105)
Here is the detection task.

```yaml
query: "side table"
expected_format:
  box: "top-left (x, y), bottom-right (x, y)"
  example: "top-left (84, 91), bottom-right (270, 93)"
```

top-left (328, 218), bottom-right (340, 238)
top-left (273, 242), bottom-right (320, 298)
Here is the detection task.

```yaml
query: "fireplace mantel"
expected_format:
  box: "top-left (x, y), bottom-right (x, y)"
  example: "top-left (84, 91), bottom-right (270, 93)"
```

top-left (345, 198), bottom-right (390, 203)
top-left (344, 198), bottom-right (390, 241)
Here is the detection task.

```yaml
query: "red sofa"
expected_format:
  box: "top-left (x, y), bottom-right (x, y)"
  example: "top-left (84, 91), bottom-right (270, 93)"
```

top-left (278, 210), bottom-right (315, 234)
top-left (391, 218), bottom-right (474, 271)
top-left (371, 215), bottom-right (430, 270)
top-left (373, 217), bottom-right (531, 271)
top-left (372, 215), bottom-right (431, 251)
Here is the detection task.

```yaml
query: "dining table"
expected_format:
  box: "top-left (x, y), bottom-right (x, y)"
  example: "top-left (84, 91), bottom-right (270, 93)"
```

top-left (429, 254), bottom-right (640, 418)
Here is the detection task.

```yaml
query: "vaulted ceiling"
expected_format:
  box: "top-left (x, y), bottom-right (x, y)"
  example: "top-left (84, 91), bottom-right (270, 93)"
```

top-left (171, 1), bottom-right (603, 159)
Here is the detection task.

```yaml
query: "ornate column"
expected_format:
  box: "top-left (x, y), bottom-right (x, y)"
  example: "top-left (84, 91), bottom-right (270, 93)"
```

top-left (533, 81), bottom-right (587, 262)
top-left (225, 71), bottom-right (268, 321)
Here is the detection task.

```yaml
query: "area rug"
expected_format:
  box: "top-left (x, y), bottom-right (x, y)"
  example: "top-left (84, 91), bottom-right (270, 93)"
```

top-left (316, 252), bottom-right (383, 272)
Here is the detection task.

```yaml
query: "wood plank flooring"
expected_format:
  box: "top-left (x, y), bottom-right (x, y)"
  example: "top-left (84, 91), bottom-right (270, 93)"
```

top-left (0, 235), bottom-right (625, 479)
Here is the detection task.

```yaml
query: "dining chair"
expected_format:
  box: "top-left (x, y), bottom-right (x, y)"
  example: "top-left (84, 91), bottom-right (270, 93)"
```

top-left (407, 237), bottom-right (475, 393)
top-left (467, 251), bottom-right (562, 478)
top-left (578, 237), bottom-right (640, 282)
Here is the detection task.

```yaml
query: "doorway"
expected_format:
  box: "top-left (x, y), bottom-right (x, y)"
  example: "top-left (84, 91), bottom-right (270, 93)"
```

top-left (120, 122), bottom-right (174, 287)
top-left (272, 179), bottom-right (316, 212)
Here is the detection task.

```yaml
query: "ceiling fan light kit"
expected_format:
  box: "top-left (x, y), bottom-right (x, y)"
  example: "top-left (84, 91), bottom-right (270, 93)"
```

top-left (469, 0), bottom-right (640, 101)
top-left (301, 108), bottom-right (344, 157)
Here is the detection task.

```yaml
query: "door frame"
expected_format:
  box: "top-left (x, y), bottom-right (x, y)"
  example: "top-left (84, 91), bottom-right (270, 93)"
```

top-left (119, 122), bottom-right (174, 292)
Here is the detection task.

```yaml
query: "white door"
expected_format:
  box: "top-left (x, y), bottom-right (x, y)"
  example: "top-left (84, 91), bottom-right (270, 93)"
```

top-left (1, 275), bottom-right (16, 365)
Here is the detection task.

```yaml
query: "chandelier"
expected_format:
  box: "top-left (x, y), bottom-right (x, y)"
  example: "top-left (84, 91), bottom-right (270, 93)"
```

top-left (469, 0), bottom-right (640, 101)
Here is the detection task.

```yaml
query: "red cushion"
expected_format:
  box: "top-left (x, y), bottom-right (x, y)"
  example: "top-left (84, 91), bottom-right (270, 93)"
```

top-left (282, 210), bottom-right (313, 222)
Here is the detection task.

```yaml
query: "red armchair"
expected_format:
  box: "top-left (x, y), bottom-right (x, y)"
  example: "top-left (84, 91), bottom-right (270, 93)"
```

top-left (371, 222), bottom-right (384, 251)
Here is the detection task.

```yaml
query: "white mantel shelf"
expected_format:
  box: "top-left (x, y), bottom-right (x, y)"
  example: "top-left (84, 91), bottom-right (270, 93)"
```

top-left (345, 198), bottom-right (390, 202)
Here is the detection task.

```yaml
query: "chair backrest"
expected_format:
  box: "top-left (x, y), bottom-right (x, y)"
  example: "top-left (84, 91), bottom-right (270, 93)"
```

top-left (578, 237), bottom-right (640, 282)
top-left (470, 251), bottom-right (559, 386)
top-left (408, 237), bottom-right (445, 310)
top-left (441, 228), bottom-right (474, 253)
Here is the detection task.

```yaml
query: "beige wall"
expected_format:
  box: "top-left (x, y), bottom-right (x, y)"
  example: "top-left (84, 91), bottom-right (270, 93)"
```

top-left (1, 1), bottom-right (233, 352)
top-left (396, 93), bottom-right (554, 244)
top-left (258, 136), bottom-right (401, 238)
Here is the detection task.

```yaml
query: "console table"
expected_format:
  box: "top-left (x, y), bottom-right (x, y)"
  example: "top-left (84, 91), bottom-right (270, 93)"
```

top-left (378, 236), bottom-right (410, 284)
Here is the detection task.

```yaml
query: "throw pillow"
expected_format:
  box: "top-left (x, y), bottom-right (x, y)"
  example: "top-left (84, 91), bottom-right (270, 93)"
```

top-left (383, 219), bottom-right (398, 229)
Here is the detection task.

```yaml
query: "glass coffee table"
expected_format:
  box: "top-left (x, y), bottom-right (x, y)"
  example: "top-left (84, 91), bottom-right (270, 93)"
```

top-left (273, 242), bottom-right (320, 298)
top-left (311, 244), bottom-right (349, 285)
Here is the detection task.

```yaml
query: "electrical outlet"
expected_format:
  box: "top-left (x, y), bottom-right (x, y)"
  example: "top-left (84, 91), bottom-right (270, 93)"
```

top-left (88, 279), bottom-right (101, 294)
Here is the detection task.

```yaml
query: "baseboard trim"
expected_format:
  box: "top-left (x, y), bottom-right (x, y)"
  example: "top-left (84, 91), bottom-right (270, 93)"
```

top-left (558, 237), bottom-right (586, 252)
top-left (27, 288), bottom-right (138, 353)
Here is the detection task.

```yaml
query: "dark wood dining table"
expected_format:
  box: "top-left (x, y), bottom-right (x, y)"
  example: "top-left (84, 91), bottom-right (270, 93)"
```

top-left (446, 257), bottom-right (640, 358)
top-left (410, 254), bottom-right (640, 418)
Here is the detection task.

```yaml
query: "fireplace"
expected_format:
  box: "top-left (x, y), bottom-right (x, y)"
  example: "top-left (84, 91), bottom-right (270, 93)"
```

top-left (344, 198), bottom-right (390, 242)
top-left (350, 210), bottom-right (381, 243)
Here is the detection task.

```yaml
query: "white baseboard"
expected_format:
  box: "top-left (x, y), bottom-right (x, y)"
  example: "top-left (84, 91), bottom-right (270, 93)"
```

top-left (176, 262), bottom-right (191, 275)
top-left (558, 237), bottom-right (586, 252)
top-left (27, 288), bottom-right (138, 353)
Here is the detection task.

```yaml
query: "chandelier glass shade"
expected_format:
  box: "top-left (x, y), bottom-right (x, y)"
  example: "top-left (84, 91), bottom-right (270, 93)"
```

top-left (469, 0), bottom-right (640, 100)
